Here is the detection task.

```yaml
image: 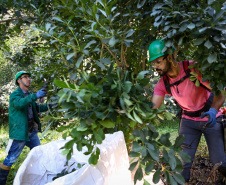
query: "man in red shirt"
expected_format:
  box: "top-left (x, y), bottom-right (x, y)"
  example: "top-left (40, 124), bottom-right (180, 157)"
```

top-left (149, 39), bottom-right (226, 184)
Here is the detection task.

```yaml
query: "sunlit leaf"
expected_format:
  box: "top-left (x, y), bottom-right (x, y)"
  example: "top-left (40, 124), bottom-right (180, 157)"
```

top-left (99, 119), bottom-right (115, 128)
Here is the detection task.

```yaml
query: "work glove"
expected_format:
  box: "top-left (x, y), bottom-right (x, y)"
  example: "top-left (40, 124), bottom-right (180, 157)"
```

top-left (200, 108), bottom-right (218, 128)
top-left (36, 88), bottom-right (47, 99)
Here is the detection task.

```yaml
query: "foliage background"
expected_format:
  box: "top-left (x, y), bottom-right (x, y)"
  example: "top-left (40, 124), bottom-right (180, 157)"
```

top-left (0, 0), bottom-right (225, 184)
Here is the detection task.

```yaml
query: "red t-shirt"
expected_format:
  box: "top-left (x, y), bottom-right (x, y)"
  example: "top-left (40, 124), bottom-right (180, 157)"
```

top-left (153, 61), bottom-right (222, 121)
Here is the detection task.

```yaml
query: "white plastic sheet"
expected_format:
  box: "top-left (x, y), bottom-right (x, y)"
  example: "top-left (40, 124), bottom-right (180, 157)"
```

top-left (14, 131), bottom-right (133, 185)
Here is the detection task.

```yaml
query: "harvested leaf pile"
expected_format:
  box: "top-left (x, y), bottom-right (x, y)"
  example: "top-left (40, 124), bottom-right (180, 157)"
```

top-left (189, 155), bottom-right (221, 185)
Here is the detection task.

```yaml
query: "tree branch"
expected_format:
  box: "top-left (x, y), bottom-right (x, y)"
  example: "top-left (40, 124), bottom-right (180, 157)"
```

top-left (100, 39), bottom-right (120, 67)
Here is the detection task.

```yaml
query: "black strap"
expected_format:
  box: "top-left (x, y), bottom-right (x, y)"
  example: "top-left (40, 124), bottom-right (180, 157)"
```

top-left (163, 60), bottom-right (213, 117)
top-left (182, 93), bottom-right (214, 117)
top-left (163, 60), bottom-right (211, 94)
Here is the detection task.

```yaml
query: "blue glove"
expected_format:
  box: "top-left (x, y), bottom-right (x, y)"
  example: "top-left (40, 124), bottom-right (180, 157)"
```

top-left (200, 108), bottom-right (218, 127)
top-left (36, 88), bottom-right (47, 99)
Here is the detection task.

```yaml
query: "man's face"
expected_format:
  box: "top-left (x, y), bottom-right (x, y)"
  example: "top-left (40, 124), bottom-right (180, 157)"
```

top-left (152, 56), bottom-right (170, 76)
top-left (18, 74), bottom-right (31, 87)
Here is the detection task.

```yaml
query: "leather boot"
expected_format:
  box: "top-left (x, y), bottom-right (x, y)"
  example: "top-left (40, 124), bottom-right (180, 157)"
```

top-left (0, 164), bottom-right (11, 185)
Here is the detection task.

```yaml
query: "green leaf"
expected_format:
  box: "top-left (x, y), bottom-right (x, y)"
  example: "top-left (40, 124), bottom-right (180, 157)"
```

top-left (146, 143), bottom-right (154, 150)
top-left (65, 140), bottom-right (75, 149)
top-left (126, 112), bottom-right (136, 121)
top-left (159, 133), bottom-right (171, 147)
top-left (190, 71), bottom-right (198, 77)
top-left (98, 8), bottom-right (107, 17)
top-left (93, 4), bottom-right (97, 14)
top-left (163, 148), bottom-right (169, 161)
top-left (88, 153), bottom-right (99, 165)
top-left (189, 76), bottom-right (196, 81)
top-left (141, 147), bottom-right (147, 157)
top-left (45, 23), bottom-right (51, 31)
top-left (124, 98), bottom-right (133, 106)
top-left (157, 113), bottom-right (164, 120)
top-left (120, 97), bottom-right (126, 110)
top-left (178, 37), bottom-right (183, 45)
top-left (168, 173), bottom-right (177, 185)
top-left (137, 71), bottom-right (149, 80)
top-left (84, 40), bottom-right (96, 49)
top-left (126, 29), bottom-right (135, 38)
top-left (178, 151), bottom-right (191, 163)
top-left (77, 126), bottom-right (88, 131)
top-left (109, 36), bottom-right (116, 47)
top-left (134, 167), bottom-right (143, 183)
top-left (179, 24), bottom-right (188, 32)
top-left (43, 115), bottom-right (52, 122)
top-left (76, 56), bottom-right (83, 68)
top-left (194, 38), bottom-right (205, 45)
top-left (204, 40), bottom-right (213, 49)
top-left (61, 149), bottom-right (69, 155)
top-left (168, 149), bottom-right (177, 170)
top-left (187, 23), bottom-right (195, 30)
top-left (129, 151), bottom-right (140, 157)
top-left (133, 110), bottom-right (143, 124)
top-left (52, 16), bottom-right (64, 23)
top-left (207, 53), bottom-right (217, 63)
top-left (62, 132), bottom-right (67, 140)
top-left (153, 168), bottom-right (161, 184)
top-left (100, 58), bottom-right (111, 65)
top-left (95, 60), bottom-right (106, 69)
top-left (94, 132), bottom-right (103, 144)
top-left (172, 173), bottom-right (185, 184)
top-left (67, 52), bottom-right (76, 60)
top-left (129, 161), bottom-right (138, 171)
top-left (99, 119), bottom-right (115, 128)
top-left (145, 161), bottom-right (155, 173)
top-left (173, 135), bottom-right (184, 149)
top-left (144, 179), bottom-right (150, 185)
top-left (199, 27), bottom-right (208, 32)
top-left (124, 81), bottom-right (132, 93)
top-left (137, 0), bottom-right (146, 8)
top-left (195, 79), bottom-right (200, 87)
top-left (132, 141), bottom-right (142, 152)
top-left (148, 148), bottom-right (159, 161)
top-left (174, 157), bottom-right (184, 172)
top-left (54, 80), bottom-right (68, 88)
top-left (165, 111), bottom-right (172, 120)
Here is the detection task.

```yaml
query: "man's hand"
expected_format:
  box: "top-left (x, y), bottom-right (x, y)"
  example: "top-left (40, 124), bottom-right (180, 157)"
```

top-left (200, 108), bottom-right (218, 127)
top-left (36, 88), bottom-right (47, 99)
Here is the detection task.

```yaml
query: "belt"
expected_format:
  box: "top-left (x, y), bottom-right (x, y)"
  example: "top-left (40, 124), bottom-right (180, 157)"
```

top-left (182, 93), bottom-right (214, 117)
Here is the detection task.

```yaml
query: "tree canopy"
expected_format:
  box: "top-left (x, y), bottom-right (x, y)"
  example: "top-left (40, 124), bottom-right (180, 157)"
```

top-left (0, 0), bottom-right (226, 184)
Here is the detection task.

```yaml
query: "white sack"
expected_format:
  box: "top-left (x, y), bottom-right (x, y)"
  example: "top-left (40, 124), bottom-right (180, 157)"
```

top-left (14, 131), bottom-right (132, 185)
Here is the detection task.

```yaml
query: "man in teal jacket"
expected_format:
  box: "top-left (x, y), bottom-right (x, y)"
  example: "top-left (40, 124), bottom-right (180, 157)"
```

top-left (0, 71), bottom-right (49, 185)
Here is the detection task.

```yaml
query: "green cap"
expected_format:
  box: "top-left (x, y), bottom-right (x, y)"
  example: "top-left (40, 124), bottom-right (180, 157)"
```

top-left (15, 71), bottom-right (31, 85)
top-left (148, 39), bottom-right (166, 62)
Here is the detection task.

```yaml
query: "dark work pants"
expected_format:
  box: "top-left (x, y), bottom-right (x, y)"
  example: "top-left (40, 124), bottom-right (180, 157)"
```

top-left (179, 117), bottom-right (226, 182)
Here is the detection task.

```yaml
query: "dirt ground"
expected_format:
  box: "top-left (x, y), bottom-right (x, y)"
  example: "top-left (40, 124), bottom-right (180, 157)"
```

top-left (188, 155), bottom-right (222, 185)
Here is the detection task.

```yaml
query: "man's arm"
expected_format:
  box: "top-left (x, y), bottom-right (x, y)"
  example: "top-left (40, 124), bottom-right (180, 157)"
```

top-left (211, 93), bottom-right (225, 110)
top-left (152, 95), bottom-right (165, 109)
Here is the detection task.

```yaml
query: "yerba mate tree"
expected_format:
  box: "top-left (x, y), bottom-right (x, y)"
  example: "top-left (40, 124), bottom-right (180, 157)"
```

top-left (1, 0), bottom-right (225, 184)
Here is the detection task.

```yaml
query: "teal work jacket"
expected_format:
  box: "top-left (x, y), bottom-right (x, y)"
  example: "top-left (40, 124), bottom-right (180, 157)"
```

top-left (9, 87), bottom-right (48, 141)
